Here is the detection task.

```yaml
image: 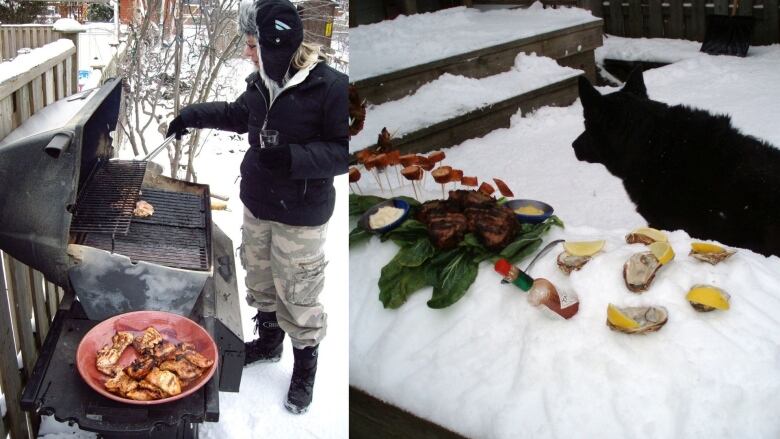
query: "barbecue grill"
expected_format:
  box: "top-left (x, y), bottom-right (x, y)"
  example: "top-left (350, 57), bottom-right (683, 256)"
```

top-left (0, 77), bottom-right (245, 438)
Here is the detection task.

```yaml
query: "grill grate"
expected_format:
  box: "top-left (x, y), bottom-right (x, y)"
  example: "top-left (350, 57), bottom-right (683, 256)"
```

top-left (70, 160), bottom-right (147, 234)
top-left (133, 189), bottom-right (206, 228)
top-left (84, 223), bottom-right (208, 271)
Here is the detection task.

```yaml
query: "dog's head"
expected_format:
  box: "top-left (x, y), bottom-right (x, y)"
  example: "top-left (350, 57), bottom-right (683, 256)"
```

top-left (572, 69), bottom-right (649, 176)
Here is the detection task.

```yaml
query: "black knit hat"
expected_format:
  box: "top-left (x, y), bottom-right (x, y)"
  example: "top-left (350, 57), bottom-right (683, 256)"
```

top-left (254, 0), bottom-right (304, 84)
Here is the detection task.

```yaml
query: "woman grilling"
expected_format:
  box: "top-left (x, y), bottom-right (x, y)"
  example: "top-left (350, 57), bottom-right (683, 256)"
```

top-left (166, 0), bottom-right (347, 414)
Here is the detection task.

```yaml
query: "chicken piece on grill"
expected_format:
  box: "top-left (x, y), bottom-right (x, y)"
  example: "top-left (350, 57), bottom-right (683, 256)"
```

top-left (152, 341), bottom-right (177, 361)
top-left (425, 212), bottom-right (469, 250)
top-left (143, 367), bottom-right (182, 396)
top-left (133, 327), bottom-right (163, 353)
top-left (96, 331), bottom-right (134, 369)
top-left (124, 355), bottom-right (157, 380)
top-left (105, 370), bottom-right (138, 396)
top-left (464, 205), bottom-right (518, 250)
top-left (159, 359), bottom-right (204, 381)
top-left (133, 200), bottom-right (154, 218)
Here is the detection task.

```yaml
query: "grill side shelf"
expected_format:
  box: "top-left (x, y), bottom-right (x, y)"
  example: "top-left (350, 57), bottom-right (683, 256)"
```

top-left (70, 160), bottom-right (147, 235)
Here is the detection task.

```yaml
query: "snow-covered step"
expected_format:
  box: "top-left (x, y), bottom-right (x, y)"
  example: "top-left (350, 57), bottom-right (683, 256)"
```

top-left (351, 3), bottom-right (602, 105)
top-left (350, 53), bottom-right (582, 156)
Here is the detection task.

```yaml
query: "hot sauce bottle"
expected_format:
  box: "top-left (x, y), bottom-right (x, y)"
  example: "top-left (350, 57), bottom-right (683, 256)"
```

top-left (494, 258), bottom-right (579, 319)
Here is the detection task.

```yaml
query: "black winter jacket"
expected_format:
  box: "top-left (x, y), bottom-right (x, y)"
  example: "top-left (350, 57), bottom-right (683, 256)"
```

top-left (180, 62), bottom-right (348, 226)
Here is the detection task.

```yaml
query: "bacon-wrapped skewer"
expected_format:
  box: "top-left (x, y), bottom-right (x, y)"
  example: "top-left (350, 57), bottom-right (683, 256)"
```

top-left (431, 166), bottom-right (453, 199)
top-left (401, 165), bottom-right (423, 200)
top-left (349, 167), bottom-right (362, 194)
top-left (478, 181), bottom-right (495, 197)
top-left (428, 151), bottom-right (445, 166)
top-left (373, 153), bottom-right (394, 195)
top-left (349, 86), bottom-right (366, 136)
top-left (493, 178), bottom-right (514, 198)
top-left (450, 169), bottom-right (464, 190)
top-left (377, 127), bottom-right (393, 152)
top-left (461, 176), bottom-right (478, 188)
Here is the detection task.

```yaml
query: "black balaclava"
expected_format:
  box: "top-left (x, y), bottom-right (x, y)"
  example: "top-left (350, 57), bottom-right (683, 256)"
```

top-left (254, 0), bottom-right (304, 85)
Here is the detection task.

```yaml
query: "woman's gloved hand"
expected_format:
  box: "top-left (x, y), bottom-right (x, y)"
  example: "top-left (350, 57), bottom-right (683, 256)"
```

top-left (257, 144), bottom-right (292, 178)
top-left (166, 115), bottom-right (189, 139)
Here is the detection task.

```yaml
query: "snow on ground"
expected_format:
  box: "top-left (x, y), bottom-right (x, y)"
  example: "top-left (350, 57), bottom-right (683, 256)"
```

top-left (597, 34), bottom-right (780, 64)
top-left (349, 3), bottom-right (599, 82)
top-left (350, 53), bottom-right (581, 153)
top-left (349, 40), bottom-right (780, 438)
top-left (37, 58), bottom-right (348, 438)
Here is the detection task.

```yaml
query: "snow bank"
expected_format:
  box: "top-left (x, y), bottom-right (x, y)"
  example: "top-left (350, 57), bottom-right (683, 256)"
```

top-left (350, 3), bottom-right (599, 81)
top-left (53, 18), bottom-right (85, 33)
top-left (0, 39), bottom-right (74, 84)
top-left (350, 53), bottom-right (581, 153)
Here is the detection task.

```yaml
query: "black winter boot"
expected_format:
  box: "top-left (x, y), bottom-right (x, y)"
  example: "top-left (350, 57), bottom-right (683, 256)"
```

top-left (284, 345), bottom-right (318, 414)
top-left (244, 311), bottom-right (285, 365)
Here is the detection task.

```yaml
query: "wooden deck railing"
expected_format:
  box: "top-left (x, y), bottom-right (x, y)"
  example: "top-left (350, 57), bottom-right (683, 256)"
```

top-left (0, 24), bottom-right (64, 62)
top-left (0, 34), bottom-right (106, 438)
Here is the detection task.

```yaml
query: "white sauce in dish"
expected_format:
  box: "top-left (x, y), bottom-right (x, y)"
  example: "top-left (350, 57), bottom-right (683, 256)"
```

top-left (369, 206), bottom-right (405, 229)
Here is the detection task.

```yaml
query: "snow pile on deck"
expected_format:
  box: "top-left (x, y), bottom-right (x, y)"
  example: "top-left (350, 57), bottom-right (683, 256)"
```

top-left (350, 3), bottom-right (599, 81)
top-left (350, 53), bottom-right (581, 153)
top-left (0, 39), bottom-right (74, 83)
top-left (350, 41), bottom-right (780, 438)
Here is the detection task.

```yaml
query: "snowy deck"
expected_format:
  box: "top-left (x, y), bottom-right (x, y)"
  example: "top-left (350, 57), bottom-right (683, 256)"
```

top-left (350, 53), bottom-right (582, 155)
top-left (349, 43), bottom-right (780, 438)
top-left (351, 4), bottom-right (602, 104)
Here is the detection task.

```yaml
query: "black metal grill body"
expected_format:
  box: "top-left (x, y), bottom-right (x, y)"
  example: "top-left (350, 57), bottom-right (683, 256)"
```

top-left (21, 224), bottom-right (245, 438)
top-left (0, 79), bottom-right (123, 287)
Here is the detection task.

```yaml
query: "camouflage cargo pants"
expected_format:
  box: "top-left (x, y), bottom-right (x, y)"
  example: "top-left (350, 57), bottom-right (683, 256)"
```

top-left (240, 207), bottom-right (329, 349)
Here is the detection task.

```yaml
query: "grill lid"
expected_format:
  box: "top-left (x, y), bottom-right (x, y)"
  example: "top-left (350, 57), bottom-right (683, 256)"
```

top-left (0, 78), bottom-right (123, 286)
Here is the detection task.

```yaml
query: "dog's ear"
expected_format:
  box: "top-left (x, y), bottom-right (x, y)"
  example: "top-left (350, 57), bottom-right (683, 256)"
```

top-left (578, 76), bottom-right (603, 112)
top-left (623, 68), bottom-right (648, 98)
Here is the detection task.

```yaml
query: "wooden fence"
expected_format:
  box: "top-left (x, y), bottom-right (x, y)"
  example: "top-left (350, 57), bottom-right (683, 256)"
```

top-left (0, 37), bottom-right (86, 439)
top-left (0, 24), bottom-right (63, 62)
top-left (471, 0), bottom-right (780, 44)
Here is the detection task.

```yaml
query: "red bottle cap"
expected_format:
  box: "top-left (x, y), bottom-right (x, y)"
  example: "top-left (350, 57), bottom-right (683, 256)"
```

top-left (494, 258), bottom-right (512, 276)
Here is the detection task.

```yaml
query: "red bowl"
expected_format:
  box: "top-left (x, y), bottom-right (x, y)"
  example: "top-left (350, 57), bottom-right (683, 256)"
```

top-left (76, 310), bottom-right (218, 405)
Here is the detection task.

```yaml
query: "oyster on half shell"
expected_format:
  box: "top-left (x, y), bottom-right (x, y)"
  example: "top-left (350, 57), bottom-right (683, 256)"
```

top-left (689, 249), bottom-right (736, 265)
top-left (623, 251), bottom-right (661, 292)
top-left (556, 251), bottom-right (591, 275)
top-left (606, 306), bottom-right (669, 334)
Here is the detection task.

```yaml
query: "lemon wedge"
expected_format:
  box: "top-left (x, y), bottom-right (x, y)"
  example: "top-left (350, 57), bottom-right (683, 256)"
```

top-left (648, 241), bottom-right (675, 265)
top-left (691, 242), bottom-right (725, 254)
top-left (686, 286), bottom-right (730, 310)
top-left (607, 304), bottom-right (640, 329)
top-left (627, 227), bottom-right (668, 244)
top-left (563, 240), bottom-right (605, 257)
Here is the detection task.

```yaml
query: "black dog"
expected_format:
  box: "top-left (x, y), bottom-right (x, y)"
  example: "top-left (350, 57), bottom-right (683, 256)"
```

top-left (573, 69), bottom-right (780, 257)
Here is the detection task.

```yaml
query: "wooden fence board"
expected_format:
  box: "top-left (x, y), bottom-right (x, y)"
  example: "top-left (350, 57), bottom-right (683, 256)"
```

top-left (31, 75), bottom-right (44, 114)
top-left (609, 0), bottom-right (625, 35)
top-left (767, 0), bottom-right (780, 42)
top-left (737, 0), bottom-right (752, 15)
top-left (45, 282), bottom-right (58, 323)
top-left (28, 269), bottom-right (49, 344)
top-left (55, 62), bottom-right (64, 100)
top-left (627, 0), bottom-right (643, 36)
top-left (713, 0), bottom-right (729, 15)
top-left (668, 0), bottom-right (685, 38)
top-left (44, 70), bottom-right (55, 105)
top-left (689, 0), bottom-right (707, 40)
top-left (0, 256), bottom-right (33, 439)
top-left (14, 84), bottom-right (32, 122)
top-left (65, 56), bottom-right (73, 96)
top-left (7, 257), bottom-right (38, 381)
top-left (0, 97), bottom-right (13, 139)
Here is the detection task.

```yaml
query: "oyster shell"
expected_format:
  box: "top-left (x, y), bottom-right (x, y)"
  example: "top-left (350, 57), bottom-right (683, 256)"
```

top-left (623, 251), bottom-right (661, 293)
top-left (689, 249), bottom-right (736, 265)
top-left (556, 251), bottom-right (591, 275)
top-left (606, 306), bottom-right (669, 334)
top-left (687, 284), bottom-right (731, 312)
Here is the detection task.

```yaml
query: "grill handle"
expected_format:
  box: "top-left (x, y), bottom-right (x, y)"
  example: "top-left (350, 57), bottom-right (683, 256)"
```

top-left (141, 135), bottom-right (176, 161)
top-left (45, 133), bottom-right (72, 158)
